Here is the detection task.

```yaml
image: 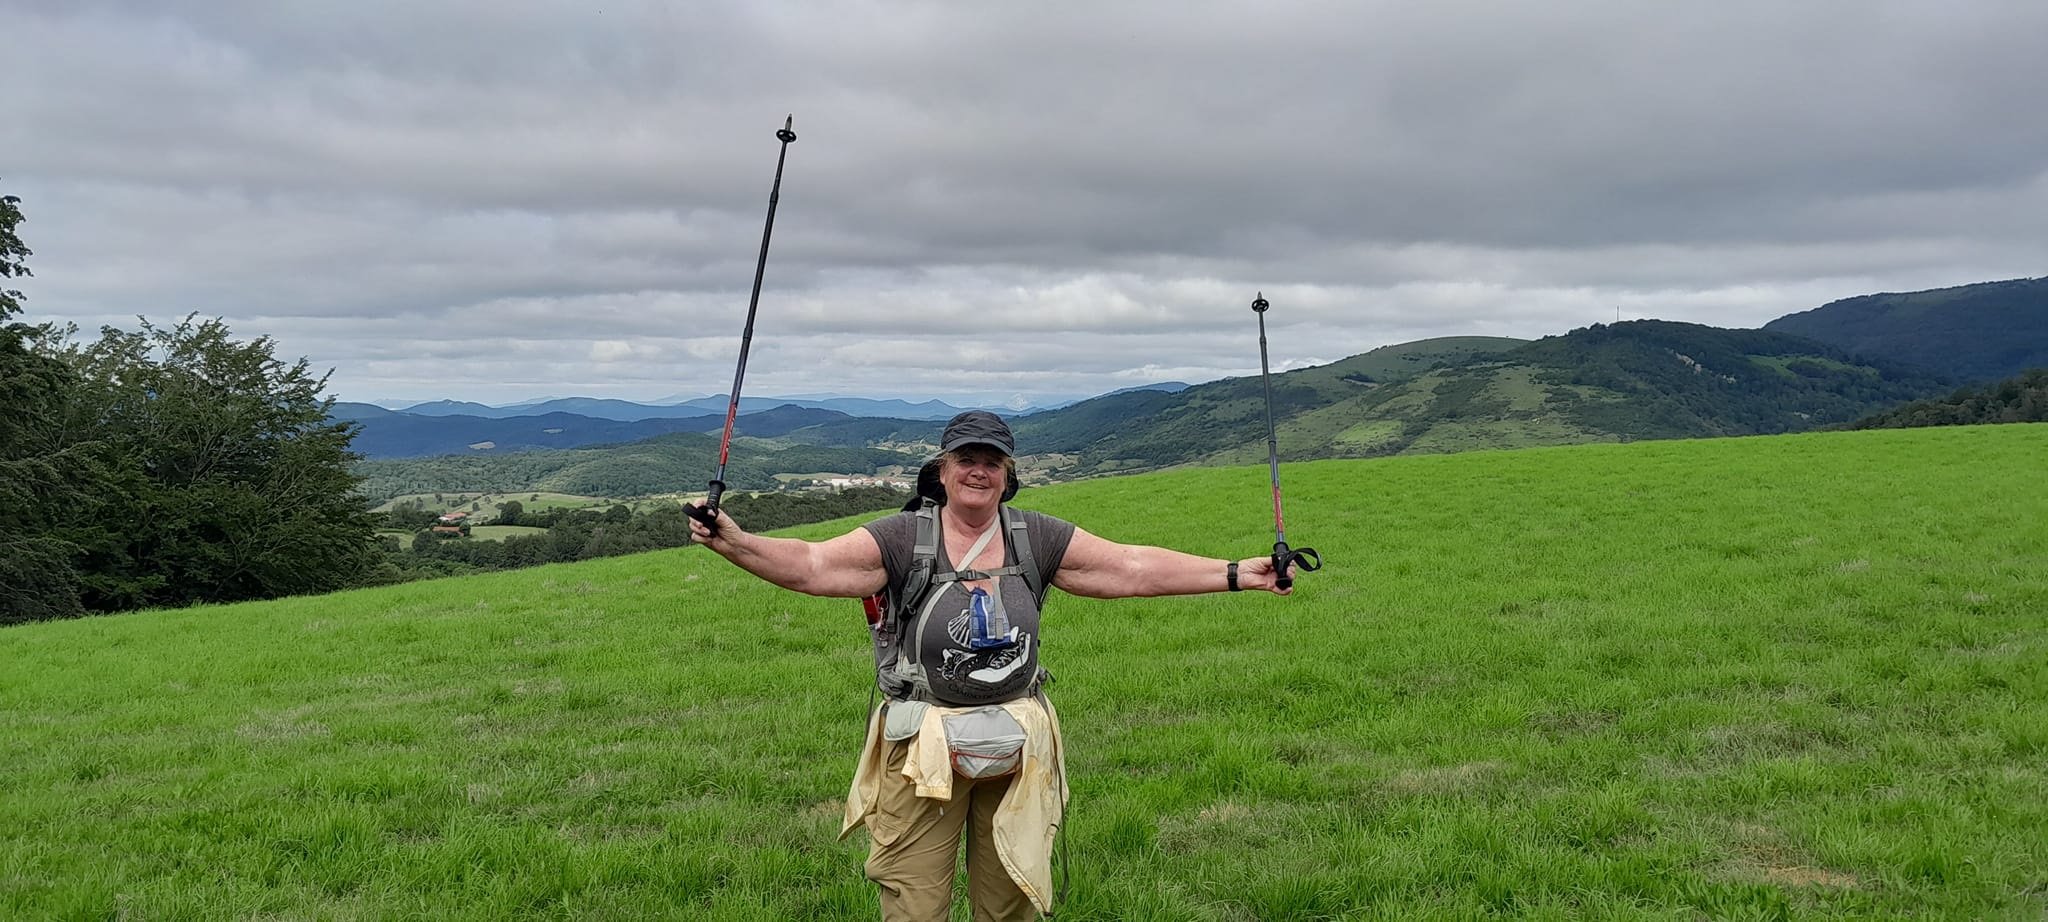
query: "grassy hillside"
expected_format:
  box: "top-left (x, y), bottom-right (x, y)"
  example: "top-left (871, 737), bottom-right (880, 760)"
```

top-left (1014, 336), bottom-right (1529, 475)
top-left (1311, 335), bottom-right (1531, 384)
top-left (1763, 276), bottom-right (2048, 384)
top-left (7, 425), bottom-right (2045, 918)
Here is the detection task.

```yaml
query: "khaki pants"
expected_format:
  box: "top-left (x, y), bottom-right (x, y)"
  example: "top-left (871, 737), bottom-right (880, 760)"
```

top-left (865, 737), bottom-right (1038, 921)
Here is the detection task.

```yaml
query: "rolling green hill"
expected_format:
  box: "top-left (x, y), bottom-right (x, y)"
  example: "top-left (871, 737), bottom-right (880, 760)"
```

top-left (1762, 276), bottom-right (2048, 383)
top-left (7, 425), bottom-right (2044, 918)
top-left (1010, 336), bottom-right (1529, 475)
top-left (1311, 335), bottom-right (1531, 384)
top-left (1111, 321), bottom-right (1948, 474)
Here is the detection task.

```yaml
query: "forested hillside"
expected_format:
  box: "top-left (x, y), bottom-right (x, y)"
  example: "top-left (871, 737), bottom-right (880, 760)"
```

top-left (1848, 368), bottom-right (2048, 429)
top-left (1763, 276), bottom-right (2047, 383)
top-left (1506, 321), bottom-right (1946, 436)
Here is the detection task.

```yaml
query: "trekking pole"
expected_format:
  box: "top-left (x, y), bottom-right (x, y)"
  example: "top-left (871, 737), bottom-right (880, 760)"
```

top-left (686, 115), bottom-right (798, 537)
top-left (1252, 293), bottom-right (1322, 588)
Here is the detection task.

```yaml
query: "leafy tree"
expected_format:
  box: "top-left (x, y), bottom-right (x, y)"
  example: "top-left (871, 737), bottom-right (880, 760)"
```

top-left (0, 191), bottom-right (29, 322)
top-left (495, 499), bottom-right (523, 526)
top-left (0, 190), bottom-right (108, 624)
top-left (43, 315), bottom-right (380, 610)
top-left (0, 340), bottom-right (103, 623)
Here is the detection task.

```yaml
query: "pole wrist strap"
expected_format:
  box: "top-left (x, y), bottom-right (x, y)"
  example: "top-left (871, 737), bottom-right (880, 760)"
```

top-left (1226, 561), bottom-right (1241, 592)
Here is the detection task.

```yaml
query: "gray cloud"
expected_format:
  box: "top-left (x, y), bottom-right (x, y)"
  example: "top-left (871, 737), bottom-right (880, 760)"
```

top-left (6, 0), bottom-right (2044, 407)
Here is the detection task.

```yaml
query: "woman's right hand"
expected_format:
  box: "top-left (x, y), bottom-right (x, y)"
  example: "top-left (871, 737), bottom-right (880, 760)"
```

top-left (681, 504), bottom-right (888, 599)
top-left (684, 501), bottom-right (741, 550)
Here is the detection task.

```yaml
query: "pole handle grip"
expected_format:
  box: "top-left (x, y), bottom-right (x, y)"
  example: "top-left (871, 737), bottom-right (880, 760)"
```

top-left (686, 480), bottom-right (726, 537)
top-left (1271, 541), bottom-right (1322, 590)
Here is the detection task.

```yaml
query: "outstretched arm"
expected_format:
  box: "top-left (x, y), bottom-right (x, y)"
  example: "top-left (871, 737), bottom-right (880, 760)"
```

top-left (684, 502), bottom-right (887, 599)
top-left (1050, 527), bottom-right (1295, 599)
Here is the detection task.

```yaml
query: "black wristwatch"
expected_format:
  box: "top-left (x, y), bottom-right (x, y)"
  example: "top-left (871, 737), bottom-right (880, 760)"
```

top-left (1226, 561), bottom-right (1241, 592)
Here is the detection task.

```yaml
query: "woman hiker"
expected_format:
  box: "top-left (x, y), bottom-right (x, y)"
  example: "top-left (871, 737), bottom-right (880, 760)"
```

top-left (685, 410), bottom-right (1301, 921)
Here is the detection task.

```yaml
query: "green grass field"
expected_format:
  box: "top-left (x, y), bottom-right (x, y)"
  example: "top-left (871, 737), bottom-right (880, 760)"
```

top-left (468, 525), bottom-right (553, 542)
top-left (4, 425), bottom-right (2044, 919)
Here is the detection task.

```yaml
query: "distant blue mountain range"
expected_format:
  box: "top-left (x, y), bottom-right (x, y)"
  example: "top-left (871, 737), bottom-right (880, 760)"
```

top-left (395, 394), bottom-right (978, 422)
top-left (329, 403), bottom-right (867, 459)
top-left (395, 397), bottom-right (722, 421)
top-left (332, 383), bottom-right (1193, 459)
top-left (329, 408), bottom-right (721, 458)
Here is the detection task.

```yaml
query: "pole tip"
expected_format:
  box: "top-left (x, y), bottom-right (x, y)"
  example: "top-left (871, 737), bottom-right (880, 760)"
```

top-left (777, 115), bottom-right (797, 143)
top-left (1252, 292), bottom-right (1269, 313)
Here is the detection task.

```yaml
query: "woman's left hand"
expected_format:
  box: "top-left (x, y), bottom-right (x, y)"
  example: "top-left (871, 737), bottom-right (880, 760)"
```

top-left (1233, 555), bottom-right (1299, 596)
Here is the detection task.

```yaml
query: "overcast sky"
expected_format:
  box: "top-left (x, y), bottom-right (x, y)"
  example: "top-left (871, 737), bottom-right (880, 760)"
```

top-left (7, 1), bottom-right (2044, 408)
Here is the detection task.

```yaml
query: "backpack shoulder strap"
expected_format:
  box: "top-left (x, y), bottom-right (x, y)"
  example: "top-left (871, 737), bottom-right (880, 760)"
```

top-left (1002, 505), bottom-right (1046, 607)
top-left (897, 498), bottom-right (942, 623)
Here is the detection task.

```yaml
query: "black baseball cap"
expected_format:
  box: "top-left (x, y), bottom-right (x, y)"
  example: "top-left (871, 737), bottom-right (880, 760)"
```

top-left (939, 410), bottom-right (1015, 457)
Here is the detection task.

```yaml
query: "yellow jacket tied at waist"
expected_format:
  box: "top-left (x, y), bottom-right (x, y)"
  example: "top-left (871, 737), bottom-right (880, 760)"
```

top-left (841, 694), bottom-right (1068, 915)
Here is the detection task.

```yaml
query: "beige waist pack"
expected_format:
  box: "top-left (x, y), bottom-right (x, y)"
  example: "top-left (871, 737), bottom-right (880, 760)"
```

top-left (884, 700), bottom-right (1030, 779)
top-left (942, 706), bottom-right (1028, 779)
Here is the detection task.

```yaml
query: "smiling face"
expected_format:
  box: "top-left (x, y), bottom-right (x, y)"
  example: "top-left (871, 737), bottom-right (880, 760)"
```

top-left (940, 446), bottom-right (1013, 513)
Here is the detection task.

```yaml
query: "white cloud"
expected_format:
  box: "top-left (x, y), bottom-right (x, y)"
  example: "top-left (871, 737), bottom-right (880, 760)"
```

top-left (5, 0), bottom-right (2044, 407)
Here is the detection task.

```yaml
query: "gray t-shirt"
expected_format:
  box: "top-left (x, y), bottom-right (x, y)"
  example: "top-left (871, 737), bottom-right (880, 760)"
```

top-left (862, 507), bottom-right (1075, 705)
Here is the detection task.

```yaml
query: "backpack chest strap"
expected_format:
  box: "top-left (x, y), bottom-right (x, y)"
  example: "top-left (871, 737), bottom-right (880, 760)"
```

top-left (941, 563), bottom-right (1030, 583)
top-left (933, 508), bottom-right (1046, 604)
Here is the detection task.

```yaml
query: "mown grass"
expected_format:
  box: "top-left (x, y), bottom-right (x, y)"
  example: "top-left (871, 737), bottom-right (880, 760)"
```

top-left (4, 424), bottom-right (2044, 920)
top-left (468, 526), bottom-right (553, 542)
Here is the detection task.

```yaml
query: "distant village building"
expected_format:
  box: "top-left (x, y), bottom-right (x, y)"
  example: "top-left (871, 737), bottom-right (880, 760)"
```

top-left (431, 511), bottom-right (471, 536)
top-left (820, 476), bottom-right (911, 490)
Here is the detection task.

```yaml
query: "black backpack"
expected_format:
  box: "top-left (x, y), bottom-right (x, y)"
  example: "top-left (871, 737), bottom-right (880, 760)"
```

top-left (863, 462), bottom-right (1049, 702)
